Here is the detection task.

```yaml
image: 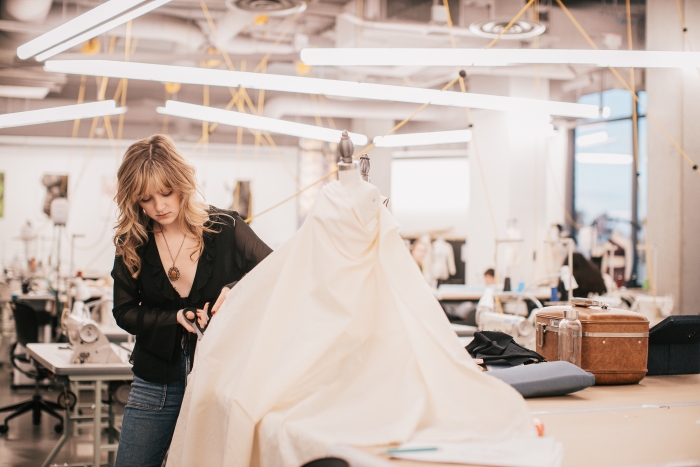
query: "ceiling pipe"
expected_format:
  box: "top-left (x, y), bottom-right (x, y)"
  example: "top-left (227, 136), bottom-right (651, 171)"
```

top-left (109, 14), bottom-right (207, 51)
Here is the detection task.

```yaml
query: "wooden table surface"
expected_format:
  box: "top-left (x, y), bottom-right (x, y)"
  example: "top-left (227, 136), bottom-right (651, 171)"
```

top-left (366, 375), bottom-right (700, 467)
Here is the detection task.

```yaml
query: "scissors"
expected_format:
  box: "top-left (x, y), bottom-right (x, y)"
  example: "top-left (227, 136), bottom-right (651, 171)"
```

top-left (183, 303), bottom-right (212, 341)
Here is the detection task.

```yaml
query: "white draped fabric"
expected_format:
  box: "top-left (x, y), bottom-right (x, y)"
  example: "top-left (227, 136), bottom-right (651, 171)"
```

top-left (166, 175), bottom-right (535, 467)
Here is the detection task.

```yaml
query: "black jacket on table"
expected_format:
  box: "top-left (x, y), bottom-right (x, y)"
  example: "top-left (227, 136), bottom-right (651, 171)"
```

top-left (111, 208), bottom-right (272, 384)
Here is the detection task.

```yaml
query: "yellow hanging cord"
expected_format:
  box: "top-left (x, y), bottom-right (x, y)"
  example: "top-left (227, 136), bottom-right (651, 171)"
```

top-left (254, 12), bottom-right (301, 73)
top-left (626, 0), bottom-right (640, 172)
top-left (197, 1), bottom-right (292, 166)
top-left (117, 21), bottom-right (132, 141)
top-left (246, 75), bottom-right (461, 223)
top-left (674, 0), bottom-right (694, 52)
top-left (245, 0), bottom-right (535, 223)
top-left (71, 75), bottom-right (87, 139)
top-left (554, 0), bottom-right (699, 174)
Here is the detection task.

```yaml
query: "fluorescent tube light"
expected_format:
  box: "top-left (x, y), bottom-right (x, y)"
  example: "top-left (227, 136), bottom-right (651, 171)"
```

top-left (18, 0), bottom-right (171, 61)
top-left (576, 153), bottom-right (632, 165)
top-left (374, 129), bottom-right (472, 148)
top-left (157, 100), bottom-right (368, 145)
top-left (45, 60), bottom-right (599, 118)
top-left (0, 85), bottom-right (50, 99)
top-left (392, 149), bottom-right (468, 159)
top-left (0, 101), bottom-right (127, 129)
top-left (576, 131), bottom-right (609, 148)
top-left (300, 48), bottom-right (700, 69)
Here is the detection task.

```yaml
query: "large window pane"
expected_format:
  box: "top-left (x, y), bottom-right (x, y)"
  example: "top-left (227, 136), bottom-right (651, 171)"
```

top-left (574, 119), bottom-right (634, 234)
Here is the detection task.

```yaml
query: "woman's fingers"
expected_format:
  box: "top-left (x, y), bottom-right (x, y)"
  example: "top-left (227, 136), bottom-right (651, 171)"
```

top-left (211, 287), bottom-right (230, 315)
top-left (177, 309), bottom-right (197, 334)
top-left (197, 302), bottom-right (211, 328)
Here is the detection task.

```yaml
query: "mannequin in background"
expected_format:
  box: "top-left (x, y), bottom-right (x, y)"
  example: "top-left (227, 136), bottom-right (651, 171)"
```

top-left (431, 236), bottom-right (456, 283)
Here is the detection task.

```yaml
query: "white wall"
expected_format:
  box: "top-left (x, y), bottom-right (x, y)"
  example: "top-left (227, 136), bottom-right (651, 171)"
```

top-left (0, 136), bottom-right (298, 278)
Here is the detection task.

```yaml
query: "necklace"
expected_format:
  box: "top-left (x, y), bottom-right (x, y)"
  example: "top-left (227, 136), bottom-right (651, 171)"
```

top-left (159, 226), bottom-right (186, 282)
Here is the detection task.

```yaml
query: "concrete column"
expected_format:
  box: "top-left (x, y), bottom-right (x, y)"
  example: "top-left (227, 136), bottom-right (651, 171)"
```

top-left (646, 0), bottom-right (700, 314)
top-left (466, 76), bottom-right (561, 286)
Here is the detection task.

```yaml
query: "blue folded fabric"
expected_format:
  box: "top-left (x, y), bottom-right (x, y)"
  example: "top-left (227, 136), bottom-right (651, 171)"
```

top-left (487, 361), bottom-right (595, 398)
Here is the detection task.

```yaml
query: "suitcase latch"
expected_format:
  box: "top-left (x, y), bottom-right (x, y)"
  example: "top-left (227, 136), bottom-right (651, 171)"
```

top-left (536, 320), bottom-right (560, 348)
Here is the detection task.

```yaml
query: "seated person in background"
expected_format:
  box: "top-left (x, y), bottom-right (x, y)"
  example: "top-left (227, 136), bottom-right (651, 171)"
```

top-left (484, 268), bottom-right (496, 286)
top-left (558, 252), bottom-right (607, 299)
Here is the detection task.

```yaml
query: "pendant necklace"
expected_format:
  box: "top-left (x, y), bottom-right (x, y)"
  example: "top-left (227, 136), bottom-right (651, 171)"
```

top-left (160, 226), bottom-right (186, 282)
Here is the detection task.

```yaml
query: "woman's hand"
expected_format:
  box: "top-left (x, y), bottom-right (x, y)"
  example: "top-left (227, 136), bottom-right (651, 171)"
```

top-left (177, 309), bottom-right (197, 334)
top-left (196, 302), bottom-right (211, 329)
top-left (211, 287), bottom-right (230, 315)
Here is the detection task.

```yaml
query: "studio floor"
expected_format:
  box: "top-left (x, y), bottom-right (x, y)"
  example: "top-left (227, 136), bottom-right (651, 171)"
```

top-left (0, 364), bottom-right (110, 467)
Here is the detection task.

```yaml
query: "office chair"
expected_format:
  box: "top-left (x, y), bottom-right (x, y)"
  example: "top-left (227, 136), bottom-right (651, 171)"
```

top-left (0, 301), bottom-right (64, 434)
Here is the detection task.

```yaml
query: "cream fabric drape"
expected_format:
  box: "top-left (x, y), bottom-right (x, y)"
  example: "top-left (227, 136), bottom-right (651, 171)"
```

top-left (166, 178), bottom-right (535, 467)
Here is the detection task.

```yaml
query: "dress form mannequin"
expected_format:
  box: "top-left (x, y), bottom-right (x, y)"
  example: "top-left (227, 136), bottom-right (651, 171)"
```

top-left (337, 131), bottom-right (381, 225)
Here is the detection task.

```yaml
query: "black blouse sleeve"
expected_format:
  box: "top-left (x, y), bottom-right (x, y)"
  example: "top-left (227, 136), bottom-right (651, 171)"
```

top-left (225, 213), bottom-right (272, 289)
top-left (111, 255), bottom-right (179, 361)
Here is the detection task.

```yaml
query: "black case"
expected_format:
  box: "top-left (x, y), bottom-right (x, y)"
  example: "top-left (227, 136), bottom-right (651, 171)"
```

top-left (647, 315), bottom-right (700, 376)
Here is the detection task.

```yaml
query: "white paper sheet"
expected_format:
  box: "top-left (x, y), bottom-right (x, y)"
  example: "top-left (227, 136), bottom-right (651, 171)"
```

top-left (391, 438), bottom-right (564, 467)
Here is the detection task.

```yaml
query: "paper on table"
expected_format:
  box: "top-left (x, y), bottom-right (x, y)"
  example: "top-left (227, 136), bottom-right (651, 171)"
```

top-left (390, 437), bottom-right (564, 467)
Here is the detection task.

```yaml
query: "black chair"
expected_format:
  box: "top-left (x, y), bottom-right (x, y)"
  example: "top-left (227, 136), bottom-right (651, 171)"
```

top-left (300, 458), bottom-right (349, 467)
top-left (0, 301), bottom-right (64, 434)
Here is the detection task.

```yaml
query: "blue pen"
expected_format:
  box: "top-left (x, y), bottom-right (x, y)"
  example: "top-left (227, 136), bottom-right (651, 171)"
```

top-left (387, 447), bottom-right (438, 454)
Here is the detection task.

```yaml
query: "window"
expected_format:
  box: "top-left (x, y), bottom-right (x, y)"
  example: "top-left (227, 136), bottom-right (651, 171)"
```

top-left (573, 89), bottom-right (647, 285)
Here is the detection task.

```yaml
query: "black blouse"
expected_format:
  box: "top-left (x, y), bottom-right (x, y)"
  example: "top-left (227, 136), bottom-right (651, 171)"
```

top-left (111, 208), bottom-right (272, 384)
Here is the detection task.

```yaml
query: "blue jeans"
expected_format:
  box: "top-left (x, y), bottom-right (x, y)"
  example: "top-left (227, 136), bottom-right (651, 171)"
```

top-left (115, 353), bottom-right (190, 467)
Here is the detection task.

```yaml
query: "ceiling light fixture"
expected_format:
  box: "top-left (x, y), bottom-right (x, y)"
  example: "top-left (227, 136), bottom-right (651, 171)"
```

top-left (45, 60), bottom-right (599, 118)
top-left (0, 101), bottom-right (127, 129)
top-left (0, 85), bottom-right (51, 99)
top-left (576, 153), bottom-right (632, 165)
top-left (156, 100), bottom-right (368, 145)
top-left (373, 129), bottom-right (472, 148)
top-left (469, 20), bottom-right (546, 40)
top-left (18, 0), bottom-right (172, 61)
top-left (300, 48), bottom-right (700, 69)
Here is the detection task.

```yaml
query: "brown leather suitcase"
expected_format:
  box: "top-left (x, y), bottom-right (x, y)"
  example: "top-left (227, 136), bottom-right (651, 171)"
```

top-left (535, 298), bottom-right (650, 385)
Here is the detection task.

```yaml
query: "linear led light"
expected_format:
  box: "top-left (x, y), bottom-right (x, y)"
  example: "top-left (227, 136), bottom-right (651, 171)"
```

top-left (300, 48), bottom-right (700, 69)
top-left (44, 60), bottom-right (599, 118)
top-left (0, 85), bottom-right (50, 99)
top-left (18, 0), bottom-right (171, 61)
top-left (576, 153), bottom-right (632, 165)
top-left (0, 100), bottom-right (127, 129)
top-left (157, 100), bottom-right (368, 145)
top-left (374, 129), bottom-right (472, 148)
top-left (392, 149), bottom-right (468, 159)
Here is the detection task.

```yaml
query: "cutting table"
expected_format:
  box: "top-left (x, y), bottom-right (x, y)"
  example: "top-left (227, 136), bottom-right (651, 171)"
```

top-left (26, 343), bottom-right (133, 467)
top-left (369, 374), bottom-right (700, 467)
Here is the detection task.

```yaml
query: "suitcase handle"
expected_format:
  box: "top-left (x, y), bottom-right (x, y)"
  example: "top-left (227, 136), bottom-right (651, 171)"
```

top-left (571, 297), bottom-right (610, 309)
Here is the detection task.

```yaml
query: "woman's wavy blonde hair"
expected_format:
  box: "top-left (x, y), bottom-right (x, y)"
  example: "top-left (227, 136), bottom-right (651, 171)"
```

top-left (114, 134), bottom-right (215, 278)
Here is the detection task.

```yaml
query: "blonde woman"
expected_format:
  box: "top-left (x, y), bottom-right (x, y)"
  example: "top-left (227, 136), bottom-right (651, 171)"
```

top-left (111, 135), bottom-right (271, 467)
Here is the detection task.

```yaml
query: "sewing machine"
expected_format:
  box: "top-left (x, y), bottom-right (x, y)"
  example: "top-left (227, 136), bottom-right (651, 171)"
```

top-left (64, 311), bottom-right (122, 364)
top-left (63, 278), bottom-right (121, 364)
